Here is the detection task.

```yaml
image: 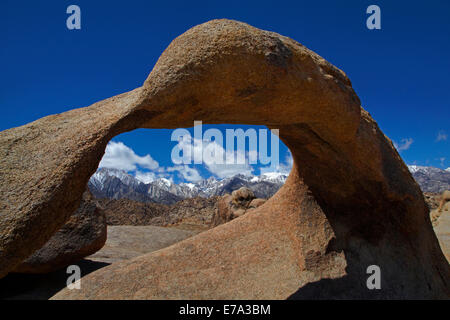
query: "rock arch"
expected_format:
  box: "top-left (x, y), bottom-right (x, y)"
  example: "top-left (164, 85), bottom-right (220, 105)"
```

top-left (0, 19), bottom-right (448, 298)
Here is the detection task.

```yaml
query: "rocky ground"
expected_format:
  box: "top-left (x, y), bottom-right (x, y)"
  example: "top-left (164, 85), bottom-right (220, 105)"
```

top-left (88, 225), bottom-right (200, 264)
top-left (0, 225), bottom-right (199, 300)
top-left (1, 190), bottom-right (448, 300)
top-left (0, 188), bottom-right (265, 299)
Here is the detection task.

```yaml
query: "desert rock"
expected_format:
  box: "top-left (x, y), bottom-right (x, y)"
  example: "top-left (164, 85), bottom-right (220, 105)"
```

top-left (231, 187), bottom-right (255, 205)
top-left (211, 187), bottom-right (257, 226)
top-left (13, 191), bottom-right (107, 274)
top-left (0, 19), bottom-right (448, 298)
top-left (438, 190), bottom-right (450, 212)
top-left (248, 198), bottom-right (266, 209)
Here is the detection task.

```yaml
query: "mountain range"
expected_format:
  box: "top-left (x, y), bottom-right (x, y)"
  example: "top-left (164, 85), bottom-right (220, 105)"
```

top-left (88, 165), bottom-right (450, 204)
top-left (407, 165), bottom-right (450, 193)
top-left (88, 168), bottom-right (287, 205)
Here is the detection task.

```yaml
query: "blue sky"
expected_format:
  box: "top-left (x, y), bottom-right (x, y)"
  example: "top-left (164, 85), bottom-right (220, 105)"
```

top-left (1, 0), bottom-right (449, 183)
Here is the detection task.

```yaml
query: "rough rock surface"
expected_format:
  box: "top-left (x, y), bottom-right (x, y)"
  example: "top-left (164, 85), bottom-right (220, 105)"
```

top-left (0, 19), bottom-right (449, 299)
top-left (432, 204), bottom-right (450, 262)
top-left (248, 198), bottom-right (266, 209)
top-left (211, 187), bottom-right (258, 226)
top-left (231, 187), bottom-right (255, 205)
top-left (438, 190), bottom-right (450, 212)
top-left (424, 192), bottom-right (441, 211)
top-left (13, 191), bottom-right (106, 274)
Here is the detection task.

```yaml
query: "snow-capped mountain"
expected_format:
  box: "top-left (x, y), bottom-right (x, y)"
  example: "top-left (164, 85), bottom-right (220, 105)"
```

top-left (407, 165), bottom-right (450, 193)
top-left (89, 168), bottom-right (182, 204)
top-left (88, 168), bottom-right (288, 204)
top-left (88, 165), bottom-right (448, 204)
top-left (90, 168), bottom-right (142, 190)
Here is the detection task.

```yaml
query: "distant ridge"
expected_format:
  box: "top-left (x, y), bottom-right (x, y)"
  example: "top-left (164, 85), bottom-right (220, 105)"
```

top-left (88, 166), bottom-right (450, 204)
top-left (407, 165), bottom-right (450, 193)
top-left (88, 168), bottom-right (288, 204)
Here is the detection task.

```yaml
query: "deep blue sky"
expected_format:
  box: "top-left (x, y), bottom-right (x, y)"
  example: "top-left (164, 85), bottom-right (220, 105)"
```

top-left (1, 0), bottom-right (449, 182)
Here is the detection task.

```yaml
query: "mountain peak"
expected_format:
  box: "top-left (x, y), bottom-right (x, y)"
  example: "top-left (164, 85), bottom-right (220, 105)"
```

top-left (407, 165), bottom-right (450, 193)
top-left (88, 167), bottom-right (288, 203)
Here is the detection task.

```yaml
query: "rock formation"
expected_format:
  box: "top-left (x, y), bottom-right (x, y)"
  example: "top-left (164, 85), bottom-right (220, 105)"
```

top-left (248, 198), bottom-right (266, 209)
top-left (211, 187), bottom-right (259, 226)
top-left (0, 19), bottom-right (448, 299)
top-left (432, 205), bottom-right (450, 263)
top-left (13, 191), bottom-right (106, 274)
top-left (424, 192), bottom-right (441, 211)
top-left (231, 187), bottom-right (255, 206)
top-left (438, 190), bottom-right (450, 213)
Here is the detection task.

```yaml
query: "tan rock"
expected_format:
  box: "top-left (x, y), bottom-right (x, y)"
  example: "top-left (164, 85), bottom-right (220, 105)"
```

top-left (249, 198), bottom-right (266, 209)
top-left (231, 187), bottom-right (255, 205)
top-left (433, 208), bottom-right (450, 263)
top-left (438, 190), bottom-right (450, 212)
top-left (210, 194), bottom-right (234, 226)
top-left (211, 188), bottom-right (258, 226)
top-left (424, 192), bottom-right (441, 210)
top-left (13, 191), bottom-right (106, 274)
top-left (0, 19), bottom-right (448, 298)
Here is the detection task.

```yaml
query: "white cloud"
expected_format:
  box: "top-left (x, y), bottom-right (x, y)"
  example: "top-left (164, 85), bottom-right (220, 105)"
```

top-left (98, 141), bottom-right (204, 183)
top-left (436, 131), bottom-right (448, 142)
top-left (204, 147), bottom-right (255, 178)
top-left (172, 135), bottom-right (255, 179)
top-left (260, 151), bottom-right (293, 175)
top-left (99, 141), bottom-right (159, 171)
top-left (167, 165), bottom-right (203, 182)
top-left (394, 138), bottom-right (414, 152)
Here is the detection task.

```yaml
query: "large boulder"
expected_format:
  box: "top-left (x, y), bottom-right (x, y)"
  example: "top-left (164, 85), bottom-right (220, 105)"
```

top-left (231, 187), bottom-right (255, 205)
top-left (211, 187), bottom-right (257, 226)
top-left (0, 19), bottom-right (448, 299)
top-left (13, 191), bottom-right (107, 274)
top-left (438, 190), bottom-right (450, 212)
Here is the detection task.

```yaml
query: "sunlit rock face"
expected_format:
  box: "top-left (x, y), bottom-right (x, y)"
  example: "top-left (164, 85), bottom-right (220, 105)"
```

top-left (0, 19), bottom-right (448, 299)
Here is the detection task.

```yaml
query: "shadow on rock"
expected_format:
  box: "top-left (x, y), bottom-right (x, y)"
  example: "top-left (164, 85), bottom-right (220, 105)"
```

top-left (0, 259), bottom-right (109, 300)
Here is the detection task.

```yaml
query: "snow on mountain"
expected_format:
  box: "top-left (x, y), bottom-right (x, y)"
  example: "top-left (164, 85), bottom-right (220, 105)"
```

top-left (182, 183), bottom-right (196, 190)
top-left (90, 168), bottom-right (141, 189)
top-left (260, 172), bottom-right (288, 183)
top-left (88, 168), bottom-right (289, 203)
top-left (89, 165), bottom-right (448, 204)
top-left (407, 165), bottom-right (450, 193)
top-left (151, 178), bottom-right (173, 191)
top-left (407, 165), bottom-right (428, 174)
